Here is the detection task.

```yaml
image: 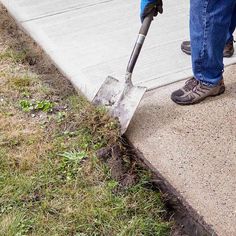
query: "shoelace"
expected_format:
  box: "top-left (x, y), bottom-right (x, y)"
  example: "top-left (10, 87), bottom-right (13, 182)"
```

top-left (183, 78), bottom-right (199, 91)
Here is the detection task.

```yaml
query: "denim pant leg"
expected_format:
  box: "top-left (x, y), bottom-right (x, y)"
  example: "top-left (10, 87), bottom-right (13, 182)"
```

top-left (226, 4), bottom-right (236, 43)
top-left (190, 0), bottom-right (236, 86)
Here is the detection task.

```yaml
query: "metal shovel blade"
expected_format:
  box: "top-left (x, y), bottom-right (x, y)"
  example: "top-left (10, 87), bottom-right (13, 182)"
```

top-left (93, 76), bottom-right (124, 107)
top-left (93, 76), bottom-right (146, 134)
top-left (111, 85), bottom-right (146, 134)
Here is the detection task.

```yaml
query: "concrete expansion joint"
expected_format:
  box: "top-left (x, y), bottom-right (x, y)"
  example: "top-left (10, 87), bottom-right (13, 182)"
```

top-left (21, 0), bottom-right (116, 23)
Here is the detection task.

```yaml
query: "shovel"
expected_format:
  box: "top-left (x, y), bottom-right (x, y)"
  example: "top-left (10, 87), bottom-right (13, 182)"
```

top-left (93, 11), bottom-right (155, 134)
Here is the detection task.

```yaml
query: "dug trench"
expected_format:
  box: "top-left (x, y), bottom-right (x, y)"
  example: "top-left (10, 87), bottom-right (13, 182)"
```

top-left (0, 4), bottom-right (214, 236)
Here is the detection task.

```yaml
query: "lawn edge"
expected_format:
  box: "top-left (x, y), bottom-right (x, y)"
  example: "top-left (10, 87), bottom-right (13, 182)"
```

top-left (0, 4), bottom-right (213, 235)
top-left (125, 138), bottom-right (218, 236)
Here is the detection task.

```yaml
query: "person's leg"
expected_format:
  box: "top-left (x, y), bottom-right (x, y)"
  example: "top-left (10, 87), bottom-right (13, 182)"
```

top-left (191, 0), bottom-right (236, 86)
top-left (171, 0), bottom-right (236, 105)
top-left (226, 4), bottom-right (236, 44)
top-left (181, 2), bottom-right (236, 57)
top-left (181, 39), bottom-right (234, 57)
top-left (223, 4), bottom-right (236, 57)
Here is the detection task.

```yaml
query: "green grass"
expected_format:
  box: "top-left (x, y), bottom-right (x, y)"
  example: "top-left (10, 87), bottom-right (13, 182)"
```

top-left (0, 47), bottom-right (28, 63)
top-left (0, 150), bottom-right (170, 236)
top-left (0, 108), bottom-right (171, 235)
top-left (0, 7), bottom-right (172, 236)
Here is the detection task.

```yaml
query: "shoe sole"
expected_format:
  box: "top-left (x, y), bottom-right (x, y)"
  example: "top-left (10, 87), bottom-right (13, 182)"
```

top-left (181, 46), bottom-right (191, 55)
top-left (171, 86), bottom-right (226, 106)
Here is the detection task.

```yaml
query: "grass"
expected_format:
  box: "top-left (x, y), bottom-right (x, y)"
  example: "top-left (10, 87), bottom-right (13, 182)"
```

top-left (0, 48), bottom-right (28, 63)
top-left (0, 5), bottom-right (172, 236)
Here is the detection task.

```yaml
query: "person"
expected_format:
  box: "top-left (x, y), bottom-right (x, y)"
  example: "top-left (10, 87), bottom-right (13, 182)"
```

top-left (140, 0), bottom-right (236, 105)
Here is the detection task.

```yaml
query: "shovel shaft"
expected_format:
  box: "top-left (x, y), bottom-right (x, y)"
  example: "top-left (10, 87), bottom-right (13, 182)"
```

top-left (126, 11), bottom-right (154, 76)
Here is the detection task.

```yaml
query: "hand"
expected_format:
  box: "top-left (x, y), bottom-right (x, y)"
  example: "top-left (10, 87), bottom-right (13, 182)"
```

top-left (140, 0), bottom-right (163, 22)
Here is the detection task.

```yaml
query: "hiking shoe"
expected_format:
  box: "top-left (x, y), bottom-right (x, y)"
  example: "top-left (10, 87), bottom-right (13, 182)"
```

top-left (171, 77), bottom-right (225, 105)
top-left (181, 41), bottom-right (191, 55)
top-left (181, 41), bottom-right (234, 57)
top-left (224, 41), bottom-right (234, 58)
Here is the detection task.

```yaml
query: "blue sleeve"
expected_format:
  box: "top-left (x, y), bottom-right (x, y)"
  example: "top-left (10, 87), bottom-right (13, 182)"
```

top-left (141, 0), bottom-right (156, 15)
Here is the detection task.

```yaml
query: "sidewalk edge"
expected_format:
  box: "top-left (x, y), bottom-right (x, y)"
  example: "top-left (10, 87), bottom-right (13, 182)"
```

top-left (126, 138), bottom-right (218, 236)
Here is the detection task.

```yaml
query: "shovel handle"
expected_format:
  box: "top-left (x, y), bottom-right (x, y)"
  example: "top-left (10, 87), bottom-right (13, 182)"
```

top-left (126, 11), bottom-right (155, 74)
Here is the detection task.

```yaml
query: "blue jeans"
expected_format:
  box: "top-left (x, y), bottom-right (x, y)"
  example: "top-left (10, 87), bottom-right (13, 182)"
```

top-left (190, 0), bottom-right (236, 86)
top-left (227, 4), bottom-right (236, 43)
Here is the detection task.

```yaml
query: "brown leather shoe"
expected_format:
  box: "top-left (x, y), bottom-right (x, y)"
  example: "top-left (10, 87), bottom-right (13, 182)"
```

top-left (181, 41), bottom-right (234, 57)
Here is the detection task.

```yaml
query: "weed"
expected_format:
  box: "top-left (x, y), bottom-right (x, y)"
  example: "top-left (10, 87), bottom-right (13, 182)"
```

top-left (19, 99), bottom-right (33, 112)
top-left (19, 99), bottom-right (54, 113)
top-left (34, 100), bottom-right (54, 112)
top-left (59, 150), bottom-right (87, 162)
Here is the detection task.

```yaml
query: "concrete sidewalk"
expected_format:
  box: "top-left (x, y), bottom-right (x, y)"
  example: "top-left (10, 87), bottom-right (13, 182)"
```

top-left (1, 0), bottom-right (236, 235)
top-left (127, 65), bottom-right (236, 235)
top-left (2, 0), bottom-right (235, 100)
